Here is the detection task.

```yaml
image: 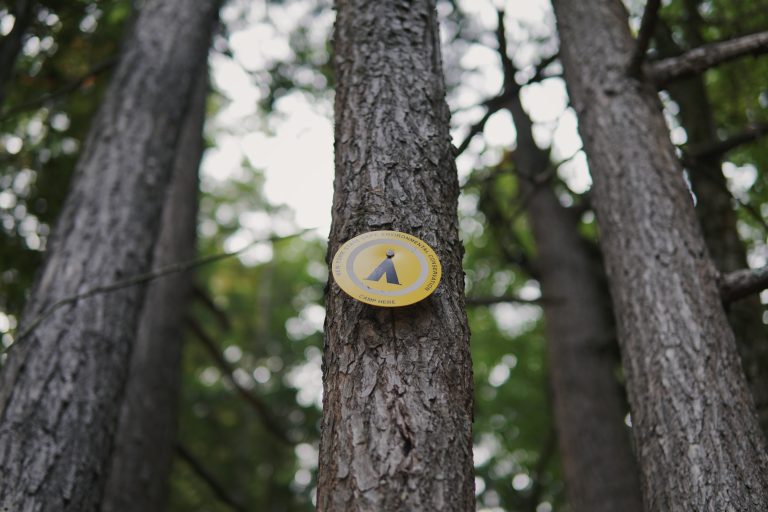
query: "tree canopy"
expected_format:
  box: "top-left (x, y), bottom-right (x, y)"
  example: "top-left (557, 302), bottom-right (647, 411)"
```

top-left (1, 0), bottom-right (767, 510)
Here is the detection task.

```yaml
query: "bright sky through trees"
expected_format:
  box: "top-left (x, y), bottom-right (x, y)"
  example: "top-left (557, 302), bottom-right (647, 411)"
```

top-left (205, 0), bottom-right (587, 241)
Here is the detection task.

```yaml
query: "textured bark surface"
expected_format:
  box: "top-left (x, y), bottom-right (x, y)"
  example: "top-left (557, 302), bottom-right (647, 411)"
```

top-left (656, 8), bottom-right (768, 436)
top-left (100, 73), bottom-right (207, 512)
top-left (0, 1), bottom-right (219, 510)
top-left (317, 0), bottom-right (474, 510)
top-left (0, 0), bottom-right (34, 107)
top-left (552, 1), bottom-right (768, 510)
top-left (507, 88), bottom-right (643, 512)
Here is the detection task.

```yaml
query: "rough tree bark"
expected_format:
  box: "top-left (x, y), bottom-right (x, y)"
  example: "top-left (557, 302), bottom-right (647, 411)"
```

top-left (0, 0), bottom-right (35, 107)
top-left (655, 6), bottom-right (768, 436)
top-left (317, 0), bottom-right (474, 510)
top-left (100, 73), bottom-right (208, 512)
top-left (499, 43), bottom-right (643, 510)
top-left (551, 0), bottom-right (768, 510)
top-left (0, 1), bottom-right (219, 510)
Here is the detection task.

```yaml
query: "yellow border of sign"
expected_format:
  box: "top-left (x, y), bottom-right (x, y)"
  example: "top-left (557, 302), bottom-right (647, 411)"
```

top-left (331, 230), bottom-right (442, 307)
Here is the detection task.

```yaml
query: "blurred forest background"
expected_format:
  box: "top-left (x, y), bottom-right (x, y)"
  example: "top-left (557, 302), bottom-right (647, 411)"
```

top-left (1, 0), bottom-right (767, 510)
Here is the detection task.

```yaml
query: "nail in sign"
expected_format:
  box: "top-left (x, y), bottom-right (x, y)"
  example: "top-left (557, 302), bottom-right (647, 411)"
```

top-left (331, 230), bottom-right (442, 307)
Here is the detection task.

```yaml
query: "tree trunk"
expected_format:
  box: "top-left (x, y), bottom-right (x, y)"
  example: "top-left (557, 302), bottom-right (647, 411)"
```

top-left (0, 0), bottom-right (34, 107)
top-left (506, 87), bottom-right (644, 512)
top-left (551, 1), bottom-right (768, 510)
top-left (100, 72), bottom-right (207, 512)
top-left (0, 1), bottom-right (219, 510)
top-left (317, 0), bottom-right (474, 510)
top-left (656, 7), bottom-right (768, 437)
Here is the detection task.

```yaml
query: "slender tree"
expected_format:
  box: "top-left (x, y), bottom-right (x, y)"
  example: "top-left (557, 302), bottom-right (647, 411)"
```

top-left (492, 13), bottom-right (643, 510)
top-left (101, 73), bottom-right (208, 512)
top-left (551, 0), bottom-right (768, 509)
top-left (655, 7), bottom-right (768, 434)
top-left (0, 1), bottom-right (220, 510)
top-left (317, 0), bottom-right (474, 510)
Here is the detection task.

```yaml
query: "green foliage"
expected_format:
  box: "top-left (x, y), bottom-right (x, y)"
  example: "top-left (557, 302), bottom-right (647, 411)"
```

top-left (0, 0), bottom-right (130, 314)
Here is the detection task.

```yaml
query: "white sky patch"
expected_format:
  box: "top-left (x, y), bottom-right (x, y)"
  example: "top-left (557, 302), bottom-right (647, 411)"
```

top-left (722, 162), bottom-right (758, 198)
top-left (488, 363), bottom-right (511, 387)
top-left (483, 110), bottom-right (516, 148)
top-left (512, 473), bottom-right (532, 491)
top-left (242, 93), bottom-right (334, 234)
top-left (0, 14), bottom-right (15, 36)
top-left (285, 346), bottom-right (324, 409)
top-left (521, 79), bottom-right (567, 123)
top-left (474, 433), bottom-right (501, 467)
top-left (491, 303), bottom-right (541, 337)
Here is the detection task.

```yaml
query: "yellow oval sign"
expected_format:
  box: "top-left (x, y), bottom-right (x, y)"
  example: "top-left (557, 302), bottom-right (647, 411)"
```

top-left (331, 230), bottom-right (442, 307)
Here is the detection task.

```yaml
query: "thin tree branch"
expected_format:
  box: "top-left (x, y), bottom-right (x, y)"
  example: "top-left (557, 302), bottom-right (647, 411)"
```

top-left (453, 14), bottom-right (557, 158)
top-left (496, 9), bottom-right (517, 93)
top-left (186, 317), bottom-right (292, 445)
top-left (628, 0), bottom-right (662, 77)
top-left (466, 295), bottom-right (543, 306)
top-left (737, 198), bottom-right (768, 235)
top-left (0, 57), bottom-right (118, 121)
top-left (8, 230), bottom-right (310, 348)
top-left (193, 284), bottom-right (232, 331)
top-left (527, 52), bottom-right (559, 84)
top-left (175, 443), bottom-right (249, 512)
top-left (721, 265), bottom-right (768, 304)
top-left (455, 104), bottom-right (502, 156)
top-left (648, 30), bottom-right (768, 86)
top-left (507, 165), bottom-right (558, 224)
top-left (686, 122), bottom-right (768, 161)
top-left (682, 152), bottom-right (768, 234)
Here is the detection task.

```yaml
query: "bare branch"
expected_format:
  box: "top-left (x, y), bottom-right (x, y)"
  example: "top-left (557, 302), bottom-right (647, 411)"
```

top-left (737, 198), bottom-right (768, 235)
top-left (628, 0), bottom-right (662, 77)
top-left (496, 9), bottom-right (517, 92)
top-left (186, 317), bottom-right (292, 445)
top-left (8, 229), bottom-right (309, 349)
top-left (649, 30), bottom-right (768, 87)
top-left (681, 152), bottom-right (768, 235)
top-left (0, 57), bottom-right (118, 121)
top-left (466, 295), bottom-right (543, 306)
top-left (452, 10), bottom-right (557, 158)
top-left (527, 52), bottom-right (559, 84)
top-left (454, 102), bottom-right (503, 156)
top-left (721, 265), bottom-right (768, 304)
top-left (193, 284), bottom-right (232, 331)
top-left (175, 443), bottom-right (249, 512)
top-left (686, 122), bottom-right (768, 161)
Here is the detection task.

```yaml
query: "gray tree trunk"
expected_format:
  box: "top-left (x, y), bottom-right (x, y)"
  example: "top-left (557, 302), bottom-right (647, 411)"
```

top-left (317, 0), bottom-right (474, 510)
top-left (100, 73), bottom-right (208, 512)
top-left (551, 0), bottom-right (768, 510)
top-left (506, 87), bottom-right (643, 512)
top-left (0, 1), bottom-right (219, 510)
top-left (656, 7), bottom-right (768, 436)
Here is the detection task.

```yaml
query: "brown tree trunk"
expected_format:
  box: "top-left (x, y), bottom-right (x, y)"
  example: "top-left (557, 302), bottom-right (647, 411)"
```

top-left (0, 1), bottom-right (219, 510)
top-left (506, 86), bottom-right (644, 512)
top-left (100, 72), bottom-right (208, 512)
top-left (551, 0), bottom-right (768, 510)
top-left (656, 6), bottom-right (768, 436)
top-left (317, 0), bottom-right (474, 510)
